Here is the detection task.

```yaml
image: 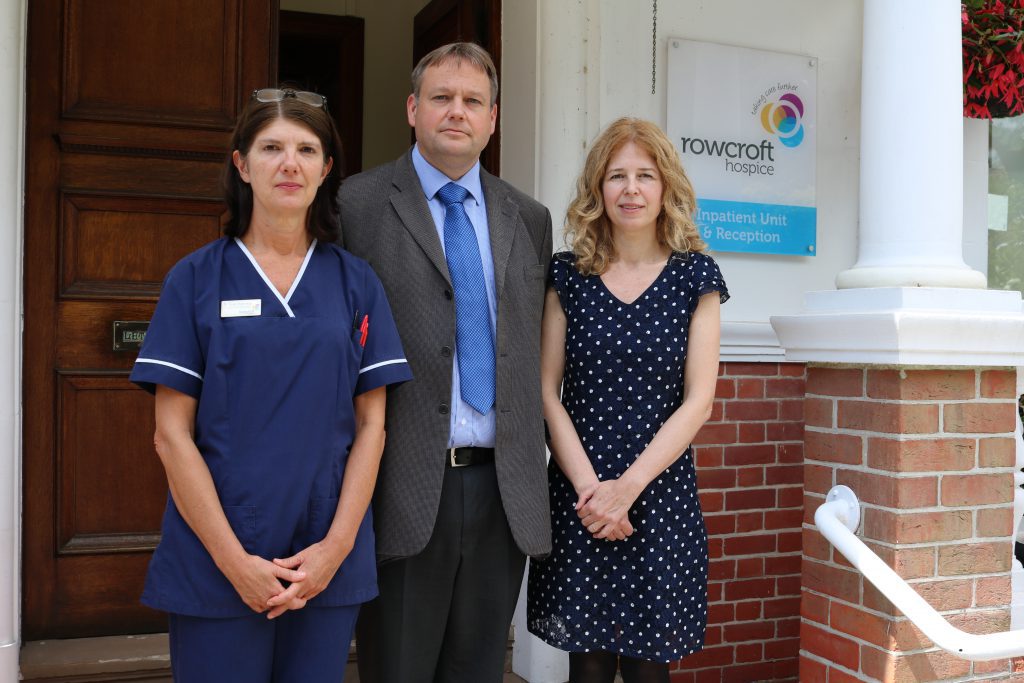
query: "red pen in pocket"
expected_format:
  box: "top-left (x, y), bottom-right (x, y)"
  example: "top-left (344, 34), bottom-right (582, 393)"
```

top-left (359, 315), bottom-right (368, 347)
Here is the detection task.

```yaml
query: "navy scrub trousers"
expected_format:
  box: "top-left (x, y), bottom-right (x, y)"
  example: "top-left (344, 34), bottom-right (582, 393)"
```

top-left (169, 607), bottom-right (359, 682)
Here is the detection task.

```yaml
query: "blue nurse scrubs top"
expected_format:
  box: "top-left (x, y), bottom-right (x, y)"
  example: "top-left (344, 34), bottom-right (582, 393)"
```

top-left (130, 237), bottom-right (412, 618)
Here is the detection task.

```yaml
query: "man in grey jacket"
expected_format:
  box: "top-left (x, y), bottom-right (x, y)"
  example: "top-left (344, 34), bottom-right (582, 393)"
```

top-left (338, 42), bottom-right (552, 683)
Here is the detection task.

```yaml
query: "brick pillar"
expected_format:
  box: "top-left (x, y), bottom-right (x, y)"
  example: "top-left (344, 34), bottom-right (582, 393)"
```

top-left (800, 366), bottom-right (1021, 682)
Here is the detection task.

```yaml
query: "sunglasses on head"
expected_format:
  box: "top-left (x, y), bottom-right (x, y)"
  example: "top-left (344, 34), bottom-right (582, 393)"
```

top-left (252, 88), bottom-right (327, 110)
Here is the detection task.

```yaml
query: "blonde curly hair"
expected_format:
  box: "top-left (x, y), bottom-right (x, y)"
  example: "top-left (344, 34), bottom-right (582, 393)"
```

top-left (565, 117), bottom-right (706, 275)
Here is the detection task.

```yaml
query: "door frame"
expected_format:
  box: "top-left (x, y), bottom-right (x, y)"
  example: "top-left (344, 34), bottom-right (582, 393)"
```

top-left (0, 0), bottom-right (27, 679)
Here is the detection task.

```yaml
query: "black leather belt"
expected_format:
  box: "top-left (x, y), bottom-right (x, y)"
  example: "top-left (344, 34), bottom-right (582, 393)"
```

top-left (447, 447), bottom-right (495, 467)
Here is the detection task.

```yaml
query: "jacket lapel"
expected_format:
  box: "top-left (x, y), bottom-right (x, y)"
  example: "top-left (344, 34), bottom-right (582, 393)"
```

top-left (482, 170), bottom-right (517, 296)
top-left (389, 150), bottom-right (451, 285)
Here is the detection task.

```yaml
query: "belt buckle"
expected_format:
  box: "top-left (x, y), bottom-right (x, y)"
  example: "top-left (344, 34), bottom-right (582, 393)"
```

top-left (449, 447), bottom-right (468, 467)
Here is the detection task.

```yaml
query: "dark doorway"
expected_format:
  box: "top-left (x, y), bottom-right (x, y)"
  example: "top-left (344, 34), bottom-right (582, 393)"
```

top-left (413, 0), bottom-right (502, 175)
top-left (279, 11), bottom-right (365, 178)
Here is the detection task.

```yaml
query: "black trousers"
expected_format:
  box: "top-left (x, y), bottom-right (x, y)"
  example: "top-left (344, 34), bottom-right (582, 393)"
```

top-left (356, 462), bottom-right (527, 683)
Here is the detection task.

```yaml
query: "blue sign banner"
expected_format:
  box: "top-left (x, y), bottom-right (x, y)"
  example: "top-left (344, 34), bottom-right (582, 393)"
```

top-left (694, 198), bottom-right (816, 256)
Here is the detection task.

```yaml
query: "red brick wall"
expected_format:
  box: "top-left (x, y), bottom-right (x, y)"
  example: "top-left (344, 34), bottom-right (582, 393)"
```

top-left (672, 361), bottom-right (806, 682)
top-left (799, 367), bottom-right (1020, 683)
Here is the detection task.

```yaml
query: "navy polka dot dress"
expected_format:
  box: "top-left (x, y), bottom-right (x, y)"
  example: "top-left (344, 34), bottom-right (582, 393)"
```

top-left (527, 250), bottom-right (729, 663)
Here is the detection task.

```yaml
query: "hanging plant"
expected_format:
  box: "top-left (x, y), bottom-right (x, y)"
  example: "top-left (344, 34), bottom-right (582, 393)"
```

top-left (963, 0), bottom-right (1024, 118)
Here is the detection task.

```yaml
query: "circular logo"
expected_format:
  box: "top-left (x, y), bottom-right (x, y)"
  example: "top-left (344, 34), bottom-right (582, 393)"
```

top-left (760, 93), bottom-right (805, 148)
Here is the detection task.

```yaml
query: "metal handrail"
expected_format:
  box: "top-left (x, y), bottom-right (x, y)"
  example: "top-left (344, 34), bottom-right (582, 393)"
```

top-left (814, 485), bottom-right (1024, 661)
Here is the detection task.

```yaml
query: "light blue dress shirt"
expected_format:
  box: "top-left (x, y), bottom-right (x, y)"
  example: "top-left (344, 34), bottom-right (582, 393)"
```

top-left (412, 145), bottom-right (497, 448)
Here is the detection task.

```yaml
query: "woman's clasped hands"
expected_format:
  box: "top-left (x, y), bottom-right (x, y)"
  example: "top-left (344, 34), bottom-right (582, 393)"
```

top-left (220, 552), bottom-right (305, 617)
top-left (575, 478), bottom-right (641, 541)
top-left (266, 538), bottom-right (353, 618)
top-left (223, 537), bottom-right (352, 619)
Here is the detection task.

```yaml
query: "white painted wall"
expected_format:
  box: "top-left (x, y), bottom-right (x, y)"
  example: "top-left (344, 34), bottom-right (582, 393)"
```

top-left (497, 0), bottom-right (539, 198)
top-left (281, 0), bottom-right (424, 169)
top-left (0, 1), bottom-right (25, 680)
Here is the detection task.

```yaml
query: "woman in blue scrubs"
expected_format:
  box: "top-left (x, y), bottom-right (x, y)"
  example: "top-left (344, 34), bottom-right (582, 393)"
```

top-left (130, 88), bottom-right (412, 682)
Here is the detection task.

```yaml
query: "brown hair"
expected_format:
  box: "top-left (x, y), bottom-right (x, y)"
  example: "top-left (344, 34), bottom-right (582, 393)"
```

top-left (411, 42), bottom-right (499, 106)
top-left (565, 117), bottom-right (706, 275)
top-left (222, 94), bottom-right (344, 242)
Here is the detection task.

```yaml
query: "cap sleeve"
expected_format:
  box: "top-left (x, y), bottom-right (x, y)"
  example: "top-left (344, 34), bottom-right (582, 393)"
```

top-left (354, 266), bottom-right (413, 396)
top-left (687, 252), bottom-right (730, 314)
top-left (547, 251), bottom-right (575, 313)
top-left (130, 261), bottom-right (205, 398)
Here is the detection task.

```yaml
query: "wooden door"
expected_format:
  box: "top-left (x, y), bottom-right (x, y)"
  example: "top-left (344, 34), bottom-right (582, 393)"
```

top-left (23, 0), bottom-right (276, 639)
top-left (413, 0), bottom-right (502, 175)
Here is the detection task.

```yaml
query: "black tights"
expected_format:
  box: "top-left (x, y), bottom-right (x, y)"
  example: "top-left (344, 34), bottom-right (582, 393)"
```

top-left (568, 651), bottom-right (670, 683)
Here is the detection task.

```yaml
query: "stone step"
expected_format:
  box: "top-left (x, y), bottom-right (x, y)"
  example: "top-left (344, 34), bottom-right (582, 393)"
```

top-left (20, 634), bottom-right (527, 682)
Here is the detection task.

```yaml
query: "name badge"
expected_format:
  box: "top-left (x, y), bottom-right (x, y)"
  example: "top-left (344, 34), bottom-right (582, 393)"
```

top-left (221, 299), bottom-right (262, 318)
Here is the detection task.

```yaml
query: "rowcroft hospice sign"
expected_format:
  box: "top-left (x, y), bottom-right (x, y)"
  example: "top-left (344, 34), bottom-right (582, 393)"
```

top-left (667, 39), bottom-right (817, 256)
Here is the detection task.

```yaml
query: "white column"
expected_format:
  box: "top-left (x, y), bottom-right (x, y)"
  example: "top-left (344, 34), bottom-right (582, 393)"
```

top-left (0, 1), bottom-right (26, 681)
top-left (499, 0), bottom-right (539, 198)
top-left (772, 0), bottom-right (1024, 365)
top-left (836, 0), bottom-right (985, 289)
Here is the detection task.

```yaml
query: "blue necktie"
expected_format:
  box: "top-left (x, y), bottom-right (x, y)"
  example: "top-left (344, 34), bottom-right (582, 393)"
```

top-left (437, 182), bottom-right (495, 415)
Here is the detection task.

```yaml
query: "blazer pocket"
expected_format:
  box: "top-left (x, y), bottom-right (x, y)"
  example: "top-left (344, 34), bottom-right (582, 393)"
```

top-left (522, 263), bottom-right (547, 312)
top-left (523, 263), bottom-right (546, 281)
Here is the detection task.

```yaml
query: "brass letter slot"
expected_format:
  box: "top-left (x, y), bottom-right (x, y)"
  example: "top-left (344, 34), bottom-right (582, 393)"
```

top-left (112, 321), bottom-right (149, 352)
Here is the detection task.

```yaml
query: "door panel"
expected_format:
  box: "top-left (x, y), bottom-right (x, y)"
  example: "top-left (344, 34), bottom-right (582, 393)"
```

top-left (24, 0), bottom-right (276, 639)
top-left (57, 375), bottom-right (166, 552)
top-left (60, 195), bottom-right (223, 298)
top-left (55, 302), bottom-right (170, 369)
top-left (63, 0), bottom-right (240, 128)
top-left (59, 150), bottom-right (225, 199)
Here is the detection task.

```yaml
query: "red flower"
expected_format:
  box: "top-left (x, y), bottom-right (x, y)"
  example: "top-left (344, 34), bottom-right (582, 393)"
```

top-left (963, 0), bottom-right (1024, 118)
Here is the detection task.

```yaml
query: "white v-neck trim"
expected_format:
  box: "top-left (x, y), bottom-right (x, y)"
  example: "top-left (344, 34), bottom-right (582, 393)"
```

top-left (285, 239), bottom-right (316, 303)
top-left (233, 237), bottom-right (317, 318)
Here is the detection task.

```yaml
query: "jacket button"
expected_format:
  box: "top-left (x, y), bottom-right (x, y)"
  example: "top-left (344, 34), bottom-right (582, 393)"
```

top-left (441, 346), bottom-right (452, 357)
top-left (438, 403), bottom-right (450, 415)
top-left (444, 289), bottom-right (453, 300)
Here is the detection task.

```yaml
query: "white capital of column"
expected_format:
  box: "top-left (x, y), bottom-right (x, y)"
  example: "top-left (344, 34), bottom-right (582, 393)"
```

top-left (836, 0), bottom-right (986, 289)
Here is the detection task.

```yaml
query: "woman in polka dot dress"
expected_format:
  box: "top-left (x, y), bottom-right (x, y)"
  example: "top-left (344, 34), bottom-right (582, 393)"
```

top-left (527, 118), bottom-right (728, 683)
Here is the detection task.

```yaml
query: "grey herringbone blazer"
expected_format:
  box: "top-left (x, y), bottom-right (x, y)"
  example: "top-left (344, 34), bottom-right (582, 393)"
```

top-left (338, 150), bottom-right (553, 559)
